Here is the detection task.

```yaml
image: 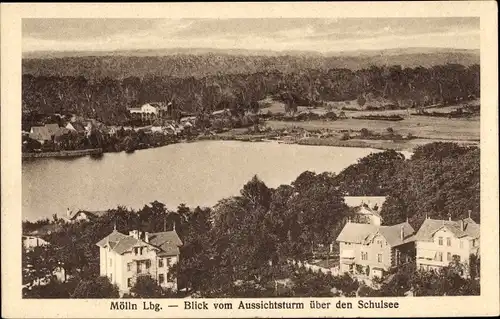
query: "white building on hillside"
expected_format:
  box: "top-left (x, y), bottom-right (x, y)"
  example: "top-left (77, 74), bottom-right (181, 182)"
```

top-left (415, 215), bottom-right (480, 276)
top-left (96, 228), bottom-right (182, 295)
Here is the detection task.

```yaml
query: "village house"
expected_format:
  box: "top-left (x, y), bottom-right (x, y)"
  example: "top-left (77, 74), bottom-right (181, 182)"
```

top-left (96, 228), bottom-right (182, 295)
top-left (414, 214), bottom-right (480, 276)
top-left (129, 102), bottom-right (173, 121)
top-left (344, 196), bottom-right (386, 226)
top-left (29, 125), bottom-right (53, 144)
top-left (336, 220), bottom-right (415, 279)
top-left (64, 208), bottom-right (107, 223)
top-left (22, 235), bottom-right (50, 251)
top-left (65, 121), bottom-right (86, 134)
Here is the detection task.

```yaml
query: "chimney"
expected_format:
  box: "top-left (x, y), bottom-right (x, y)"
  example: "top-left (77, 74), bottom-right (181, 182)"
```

top-left (468, 210), bottom-right (471, 219)
top-left (129, 230), bottom-right (139, 239)
top-left (400, 225), bottom-right (404, 241)
top-left (144, 232), bottom-right (149, 243)
top-left (460, 219), bottom-right (464, 232)
top-left (67, 208), bottom-right (71, 217)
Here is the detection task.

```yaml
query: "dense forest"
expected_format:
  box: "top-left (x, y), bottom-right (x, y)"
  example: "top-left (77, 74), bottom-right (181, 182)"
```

top-left (23, 142), bottom-right (480, 298)
top-left (23, 63), bottom-right (480, 125)
top-left (22, 50), bottom-right (479, 79)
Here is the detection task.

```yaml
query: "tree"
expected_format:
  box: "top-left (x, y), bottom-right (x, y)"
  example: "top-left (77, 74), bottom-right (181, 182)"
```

top-left (71, 276), bottom-right (119, 298)
top-left (357, 95), bottom-right (366, 107)
top-left (360, 128), bottom-right (370, 138)
top-left (130, 275), bottom-right (165, 298)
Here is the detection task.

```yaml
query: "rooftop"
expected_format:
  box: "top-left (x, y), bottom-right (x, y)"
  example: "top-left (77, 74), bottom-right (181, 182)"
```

top-left (344, 196), bottom-right (387, 209)
top-left (336, 221), bottom-right (415, 247)
top-left (415, 217), bottom-right (480, 241)
top-left (96, 229), bottom-right (183, 256)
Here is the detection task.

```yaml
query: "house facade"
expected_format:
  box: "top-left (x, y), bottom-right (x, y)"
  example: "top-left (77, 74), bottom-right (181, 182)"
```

top-left (415, 216), bottom-right (480, 275)
top-left (96, 229), bottom-right (182, 295)
top-left (22, 235), bottom-right (50, 251)
top-left (336, 221), bottom-right (415, 279)
top-left (29, 126), bottom-right (52, 144)
top-left (129, 102), bottom-right (173, 120)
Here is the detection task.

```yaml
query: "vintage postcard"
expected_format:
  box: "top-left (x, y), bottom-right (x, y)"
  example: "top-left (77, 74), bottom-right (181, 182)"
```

top-left (1, 1), bottom-right (499, 318)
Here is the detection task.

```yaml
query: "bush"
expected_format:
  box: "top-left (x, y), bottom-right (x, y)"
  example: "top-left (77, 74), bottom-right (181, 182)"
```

top-left (71, 276), bottom-right (119, 298)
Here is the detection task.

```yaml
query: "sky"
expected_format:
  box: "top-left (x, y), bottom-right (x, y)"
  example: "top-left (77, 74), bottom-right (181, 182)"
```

top-left (22, 18), bottom-right (480, 53)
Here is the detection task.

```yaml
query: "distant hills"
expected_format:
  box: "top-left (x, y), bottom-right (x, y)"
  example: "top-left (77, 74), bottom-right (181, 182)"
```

top-left (22, 47), bottom-right (479, 79)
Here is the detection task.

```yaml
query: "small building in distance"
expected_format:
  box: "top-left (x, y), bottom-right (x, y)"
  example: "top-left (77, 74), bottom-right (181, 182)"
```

top-left (65, 121), bottom-right (86, 134)
top-left (96, 228), bottom-right (182, 295)
top-left (129, 102), bottom-right (174, 121)
top-left (29, 126), bottom-right (52, 144)
top-left (22, 235), bottom-right (50, 251)
top-left (415, 214), bottom-right (480, 276)
top-left (64, 208), bottom-right (107, 223)
top-left (344, 196), bottom-right (386, 226)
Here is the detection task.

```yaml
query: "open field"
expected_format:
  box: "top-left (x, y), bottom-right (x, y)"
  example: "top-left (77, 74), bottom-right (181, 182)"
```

top-left (266, 116), bottom-right (479, 141)
top-left (259, 98), bottom-right (480, 119)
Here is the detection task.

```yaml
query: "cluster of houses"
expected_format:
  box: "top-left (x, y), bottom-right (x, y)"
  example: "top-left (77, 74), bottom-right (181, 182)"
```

top-left (24, 118), bottom-right (115, 145)
top-left (336, 196), bottom-right (480, 280)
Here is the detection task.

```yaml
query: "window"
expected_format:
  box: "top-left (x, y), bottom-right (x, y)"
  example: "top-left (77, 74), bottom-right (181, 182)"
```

top-left (158, 274), bottom-right (165, 284)
top-left (446, 237), bottom-right (451, 247)
top-left (447, 252), bottom-right (452, 261)
top-left (377, 240), bottom-right (382, 248)
top-left (158, 258), bottom-right (164, 268)
top-left (377, 254), bottom-right (383, 263)
top-left (127, 262), bottom-right (132, 272)
top-left (437, 252), bottom-right (443, 262)
top-left (166, 258), bottom-right (172, 267)
top-left (438, 237), bottom-right (443, 245)
top-left (361, 252), bottom-right (368, 261)
top-left (146, 260), bottom-right (151, 269)
top-left (134, 247), bottom-right (139, 255)
top-left (109, 273), bottom-right (113, 282)
top-left (127, 278), bottom-right (133, 288)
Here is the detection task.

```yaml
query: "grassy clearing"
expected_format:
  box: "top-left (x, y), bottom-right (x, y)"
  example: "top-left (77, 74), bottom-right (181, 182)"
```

top-left (266, 116), bottom-right (479, 141)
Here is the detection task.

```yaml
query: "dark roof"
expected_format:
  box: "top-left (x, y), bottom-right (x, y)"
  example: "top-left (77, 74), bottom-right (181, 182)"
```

top-left (67, 122), bottom-right (85, 132)
top-left (336, 221), bottom-right (415, 247)
top-left (29, 126), bottom-right (51, 141)
top-left (378, 222), bottom-right (415, 247)
top-left (67, 210), bottom-right (107, 220)
top-left (96, 230), bottom-right (182, 256)
top-left (415, 218), bottom-right (480, 242)
top-left (148, 231), bottom-right (183, 256)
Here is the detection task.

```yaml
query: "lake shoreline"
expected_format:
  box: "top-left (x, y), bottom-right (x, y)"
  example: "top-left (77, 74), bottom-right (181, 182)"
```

top-left (21, 132), bottom-right (479, 159)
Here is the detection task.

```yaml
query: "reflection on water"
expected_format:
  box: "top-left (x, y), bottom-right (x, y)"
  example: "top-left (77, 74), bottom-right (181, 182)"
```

top-left (22, 141), bottom-right (398, 221)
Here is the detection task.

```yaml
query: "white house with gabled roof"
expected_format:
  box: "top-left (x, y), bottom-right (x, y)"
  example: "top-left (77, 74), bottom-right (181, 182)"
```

top-left (96, 228), bottom-right (182, 294)
top-left (415, 215), bottom-right (480, 275)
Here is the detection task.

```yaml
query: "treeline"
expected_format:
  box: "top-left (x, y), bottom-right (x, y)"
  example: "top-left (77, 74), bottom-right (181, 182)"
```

top-left (22, 64), bottom-right (479, 125)
top-left (23, 51), bottom-right (479, 79)
top-left (23, 142), bottom-right (479, 298)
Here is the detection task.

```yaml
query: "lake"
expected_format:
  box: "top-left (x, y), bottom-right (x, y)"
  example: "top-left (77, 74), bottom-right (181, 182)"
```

top-left (22, 141), bottom-right (409, 221)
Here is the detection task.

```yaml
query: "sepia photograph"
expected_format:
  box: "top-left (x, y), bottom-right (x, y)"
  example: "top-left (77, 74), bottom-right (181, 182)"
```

top-left (2, 2), bottom-right (499, 318)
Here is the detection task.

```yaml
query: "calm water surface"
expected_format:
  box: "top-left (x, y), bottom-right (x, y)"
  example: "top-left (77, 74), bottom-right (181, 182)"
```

top-left (22, 141), bottom-right (408, 221)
